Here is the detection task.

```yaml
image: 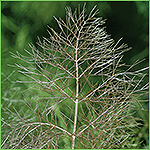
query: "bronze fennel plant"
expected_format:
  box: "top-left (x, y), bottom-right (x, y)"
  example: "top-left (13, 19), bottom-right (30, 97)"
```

top-left (1, 4), bottom-right (148, 149)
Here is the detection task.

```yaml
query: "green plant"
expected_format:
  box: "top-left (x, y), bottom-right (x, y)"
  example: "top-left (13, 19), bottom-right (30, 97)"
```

top-left (1, 4), bottom-right (148, 149)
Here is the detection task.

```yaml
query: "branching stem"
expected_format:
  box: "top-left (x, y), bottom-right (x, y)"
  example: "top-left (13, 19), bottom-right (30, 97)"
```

top-left (71, 38), bottom-right (79, 149)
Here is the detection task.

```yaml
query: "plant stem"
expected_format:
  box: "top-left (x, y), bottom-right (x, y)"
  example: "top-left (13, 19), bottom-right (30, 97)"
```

top-left (71, 40), bottom-right (79, 149)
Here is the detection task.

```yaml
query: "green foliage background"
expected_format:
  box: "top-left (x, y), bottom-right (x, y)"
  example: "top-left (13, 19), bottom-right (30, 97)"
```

top-left (1, 1), bottom-right (149, 148)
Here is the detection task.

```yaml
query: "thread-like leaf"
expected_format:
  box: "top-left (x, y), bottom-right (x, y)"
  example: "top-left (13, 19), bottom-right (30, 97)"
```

top-left (1, 4), bottom-right (148, 149)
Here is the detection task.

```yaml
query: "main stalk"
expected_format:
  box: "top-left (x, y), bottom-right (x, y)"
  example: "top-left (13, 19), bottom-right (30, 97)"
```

top-left (71, 40), bottom-right (79, 149)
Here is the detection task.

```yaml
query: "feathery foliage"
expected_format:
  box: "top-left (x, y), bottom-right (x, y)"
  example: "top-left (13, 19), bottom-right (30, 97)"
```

top-left (1, 4), bottom-right (148, 149)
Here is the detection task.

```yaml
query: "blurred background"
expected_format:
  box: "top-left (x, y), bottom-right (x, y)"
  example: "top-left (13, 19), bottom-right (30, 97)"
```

top-left (1, 1), bottom-right (149, 148)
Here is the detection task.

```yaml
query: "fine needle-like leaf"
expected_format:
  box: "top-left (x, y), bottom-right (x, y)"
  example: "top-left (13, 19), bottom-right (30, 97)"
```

top-left (2, 3), bottom-right (148, 149)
